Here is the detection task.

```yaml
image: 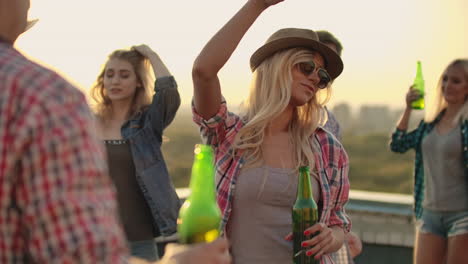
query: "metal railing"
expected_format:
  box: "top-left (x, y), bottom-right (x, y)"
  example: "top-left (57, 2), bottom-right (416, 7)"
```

top-left (347, 190), bottom-right (414, 263)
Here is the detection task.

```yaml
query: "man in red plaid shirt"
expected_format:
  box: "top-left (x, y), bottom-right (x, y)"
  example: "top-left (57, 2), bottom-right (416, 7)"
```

top-left (0, 0), bottom-right (131, 262)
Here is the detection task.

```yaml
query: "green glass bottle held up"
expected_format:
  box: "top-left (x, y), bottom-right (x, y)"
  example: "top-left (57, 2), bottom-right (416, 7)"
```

top-left (411, 60), bottom-right (425, 110)
top-left (292, 166), bottom-right (319, 264)
top-left (177, 144), bottom-right (221, 244)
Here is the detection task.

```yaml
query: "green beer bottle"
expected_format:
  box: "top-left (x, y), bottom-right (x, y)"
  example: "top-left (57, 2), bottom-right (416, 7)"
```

top-left (177, 144), bottom-right (221, 244)
top-left (292, 166), bottom-right (319, 264)
top-left (411, 61), bottom-right (425, 110)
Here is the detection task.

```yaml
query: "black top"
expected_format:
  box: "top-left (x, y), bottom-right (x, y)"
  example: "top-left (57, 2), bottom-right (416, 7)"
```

top-left (104, 140), bottom-right (159, 241)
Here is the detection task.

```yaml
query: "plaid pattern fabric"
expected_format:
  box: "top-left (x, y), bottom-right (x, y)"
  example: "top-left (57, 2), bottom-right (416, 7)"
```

top-left (0, 42), bottom-right (129, 263)
top-left (323, 108), bottom-right (355, 263)
top-left (193, 99), bottom-right (351, 264)
top-left (331, 243), bottom-right (354, 264)
top-left (390, 111), bottom-right (468, 219)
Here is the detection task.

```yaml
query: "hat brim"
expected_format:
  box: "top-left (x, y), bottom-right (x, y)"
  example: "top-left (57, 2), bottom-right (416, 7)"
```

top-left (250, 37), bottom-right (343, 80)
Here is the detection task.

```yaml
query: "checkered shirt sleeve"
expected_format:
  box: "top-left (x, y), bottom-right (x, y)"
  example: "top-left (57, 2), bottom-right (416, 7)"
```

top-left (389, 121), bottom-right (425, 153)
top-left (0, 44), bottom-right (129, 263)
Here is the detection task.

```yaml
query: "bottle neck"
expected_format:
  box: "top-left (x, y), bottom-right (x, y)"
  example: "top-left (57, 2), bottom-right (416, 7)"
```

top-left (189, 156), bottom-right (216, 202)
top-left (297, 168), bottom-right (313, 200)
top-left (415, 62), bottom-right (423, 79)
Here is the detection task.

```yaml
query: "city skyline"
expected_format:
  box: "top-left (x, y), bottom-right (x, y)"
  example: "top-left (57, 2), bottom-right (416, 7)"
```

top-left (16, 0), bottom-right (468, 110)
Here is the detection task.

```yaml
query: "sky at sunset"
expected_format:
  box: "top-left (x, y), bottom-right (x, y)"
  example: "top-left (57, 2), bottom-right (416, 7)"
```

top-left (16, 0), bottom-right (468, 112)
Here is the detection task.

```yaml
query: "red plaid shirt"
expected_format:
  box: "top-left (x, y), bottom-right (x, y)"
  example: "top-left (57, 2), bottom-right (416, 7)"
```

top-left (193, 99), bottom-right (351, 264)
top-left (0, 41), bottom-right (129, 263)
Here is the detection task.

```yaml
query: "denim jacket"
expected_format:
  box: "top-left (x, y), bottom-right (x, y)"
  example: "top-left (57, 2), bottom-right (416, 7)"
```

top-left (121, 76), bottom-right (181, 236)
top-left (390, 111), bottom-right (468, 219)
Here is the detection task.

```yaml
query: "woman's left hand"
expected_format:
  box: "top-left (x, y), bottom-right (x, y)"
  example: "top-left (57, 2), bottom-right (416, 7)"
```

top-left (285, 223), bottom-right (336, 260)
top-left (133, 44), bottom-right (156, 57)
top-left (132, 44), bottom-right (170, 76)
top-left (301, 223), bottom-right (335, 259)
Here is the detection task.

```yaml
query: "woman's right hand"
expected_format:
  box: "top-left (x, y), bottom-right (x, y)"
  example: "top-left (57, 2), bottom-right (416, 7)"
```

top-left (161, 238), bottom-right (231, 264)
top-left (405, 85), bottom-right (421, 108)
top-left (250, 0), bottom-right (285, 8)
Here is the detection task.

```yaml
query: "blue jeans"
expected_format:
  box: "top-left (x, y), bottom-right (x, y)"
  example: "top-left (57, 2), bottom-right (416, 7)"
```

top-left (418, 209), bottom-right (468, 238)
top-left (129, 240), bottom-right (159, 262)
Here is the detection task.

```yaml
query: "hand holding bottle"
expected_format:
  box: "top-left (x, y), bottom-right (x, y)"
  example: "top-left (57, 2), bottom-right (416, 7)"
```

top-left (291, 166), bottom-right (320, 263)
top-left (177, 144), bottom-right (221, 244)
top-left (406, 85), bottom-right (422, 109)
top-left (300, 223), bottom-right (335, 260)
top-left (285, 222), bottom-right (336, 261)
top-left (129, 238), bottom-right (231, 264)
top-left (161, 238), bottom-right (231, 264)
top-left (410, 60), bottom-right (425, 109)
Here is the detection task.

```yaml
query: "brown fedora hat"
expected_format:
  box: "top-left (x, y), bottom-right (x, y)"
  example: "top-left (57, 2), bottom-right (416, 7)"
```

top-left (250, 28), bottom-right (343, 80)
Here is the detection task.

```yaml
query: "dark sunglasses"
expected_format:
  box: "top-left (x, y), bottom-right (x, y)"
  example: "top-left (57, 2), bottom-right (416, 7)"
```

top-left (296, 61), bottom-right (331, 89)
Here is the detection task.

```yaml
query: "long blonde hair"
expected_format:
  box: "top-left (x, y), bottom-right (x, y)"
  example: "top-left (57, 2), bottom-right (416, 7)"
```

top-left (90, 48), bottom-right (154, 121)
top-left (425, 59), bottom-right (468, 123)
top-left (233, 48), bottom-right (331, 170)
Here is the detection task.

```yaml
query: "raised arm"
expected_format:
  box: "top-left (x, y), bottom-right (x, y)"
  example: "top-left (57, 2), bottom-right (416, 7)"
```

top-left (389, 86), bottom-right (423, 153)
top-left (192, 0), bottom-right (284, 119)
top-left (134, 45), bottom-right (181, 133)
top-left (396, 85), bottom-right (420, 131)
top-left (134, 44), bottom-right (171, 78)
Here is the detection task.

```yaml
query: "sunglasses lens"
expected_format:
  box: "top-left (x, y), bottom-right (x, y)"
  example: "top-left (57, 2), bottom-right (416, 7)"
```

top-left (297, 61), bottom-right (330, 88)
top-left (318, 69), bottom-right (331, 89)
top-left (298, 61), bottom-right (315, 76)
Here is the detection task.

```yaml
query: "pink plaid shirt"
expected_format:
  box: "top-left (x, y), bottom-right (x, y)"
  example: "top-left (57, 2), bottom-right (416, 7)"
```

top-left (0, 41), bottom-right (129, 263)
top-left (193, 99), bottom-right (351, 264)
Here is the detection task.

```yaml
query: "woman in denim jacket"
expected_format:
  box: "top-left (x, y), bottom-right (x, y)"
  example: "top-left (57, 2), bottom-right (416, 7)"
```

top-left (90, 44), bottom-right (181, 262)
top-left (390, 59), bottom-right (468, 264)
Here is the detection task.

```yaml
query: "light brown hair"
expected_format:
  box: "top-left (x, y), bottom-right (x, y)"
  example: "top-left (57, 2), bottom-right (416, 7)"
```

top-left (90, 48), bottom-right (154, 121)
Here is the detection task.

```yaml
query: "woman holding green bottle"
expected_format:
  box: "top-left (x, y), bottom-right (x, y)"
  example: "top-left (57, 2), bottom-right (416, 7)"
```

top-left (390, 59), bottom-right (468, 264)
top-left (191, 0), bottom-right (351, 263)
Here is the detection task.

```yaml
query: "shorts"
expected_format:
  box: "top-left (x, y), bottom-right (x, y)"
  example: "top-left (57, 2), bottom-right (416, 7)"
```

top-left (417, 209), bottom-right (468, 238)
